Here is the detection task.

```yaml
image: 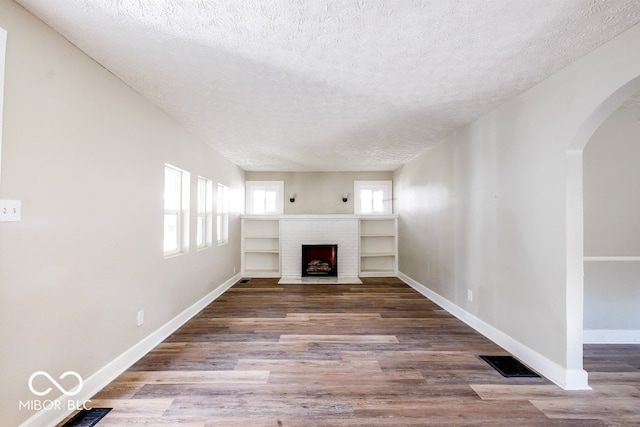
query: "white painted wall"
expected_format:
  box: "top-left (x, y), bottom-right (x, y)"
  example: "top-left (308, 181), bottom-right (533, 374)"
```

top-left (583, 106), bottom-right (640, 339)
top-left (584, 107), bottom-right (640, 257)
top-left (395, 23), bottom-right (640, 389)
top-left (0, 3), bottom-right (243, 426)
top-left (395, 115), bottom-right (497, 317)
top-left (245, 171), bottom-right (392, 214)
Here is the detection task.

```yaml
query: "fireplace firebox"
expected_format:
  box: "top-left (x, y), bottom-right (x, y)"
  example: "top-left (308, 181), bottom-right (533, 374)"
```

top-left (301, 244), bottom-right (338, 277)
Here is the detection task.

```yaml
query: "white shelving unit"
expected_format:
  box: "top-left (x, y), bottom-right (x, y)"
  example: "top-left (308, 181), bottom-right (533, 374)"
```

top-left (359, 216), bottom-right (398, 277)
top-left (241, 217), bottom-right (281, 277)
top-left (241, 215), bottom-right (398, 278)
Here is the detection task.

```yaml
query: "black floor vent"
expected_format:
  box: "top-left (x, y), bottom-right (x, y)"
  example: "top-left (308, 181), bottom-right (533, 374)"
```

top-left (240, 279), bottom-right (250, 283)
top-left (479, 355), bottom-right (540, 378)
top-left (61, 408), bottom-right (111, 427)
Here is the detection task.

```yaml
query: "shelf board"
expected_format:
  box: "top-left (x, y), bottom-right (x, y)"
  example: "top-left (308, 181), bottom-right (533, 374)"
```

top-left (245, 235), bottom-right (280, 239)
top-left (361, 252), bottom-right (395, 257)
top-left (243, 269), bottom-right (281, 278)
top-left (245, 249), bottom-right (280, 254)
top-left (360, 234), bottom-right (395, 237)
top-left (359, 270), bottom-right (397, 277)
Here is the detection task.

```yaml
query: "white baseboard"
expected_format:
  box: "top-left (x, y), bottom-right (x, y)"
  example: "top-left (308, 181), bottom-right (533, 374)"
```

top-left (20, 273), bottom-right (241, 427)
top-left (398, 272), bottom-right (590, 391)
top-left (584, 329), bottom-right (640, 344)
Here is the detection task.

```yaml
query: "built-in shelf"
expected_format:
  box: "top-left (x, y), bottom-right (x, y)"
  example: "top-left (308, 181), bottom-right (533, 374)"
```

top-left (242, 217), bottom-right (280, 277)
top-left (241, 215), bottom-right (398, 279)
top-left (359, 216), bottom-right (398, 277)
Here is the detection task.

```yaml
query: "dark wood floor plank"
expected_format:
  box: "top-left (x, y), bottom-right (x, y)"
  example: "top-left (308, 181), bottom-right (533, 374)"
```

top-left (60, 277), bottom-right (639, 426)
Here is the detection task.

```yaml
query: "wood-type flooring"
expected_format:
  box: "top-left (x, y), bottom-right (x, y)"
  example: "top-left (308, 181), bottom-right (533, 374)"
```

top-left (62, 277), bottom-right (640, 426)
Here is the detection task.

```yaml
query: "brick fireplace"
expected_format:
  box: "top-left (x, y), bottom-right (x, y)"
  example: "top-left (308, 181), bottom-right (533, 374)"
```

top-left (279, 215), bottom-right (361, 284)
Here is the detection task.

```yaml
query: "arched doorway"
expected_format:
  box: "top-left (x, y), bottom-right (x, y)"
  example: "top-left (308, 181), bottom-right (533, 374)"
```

top-left (583, 95), bottom-right (640, 344)
top-left (566, 75), bottom-right (640, 385)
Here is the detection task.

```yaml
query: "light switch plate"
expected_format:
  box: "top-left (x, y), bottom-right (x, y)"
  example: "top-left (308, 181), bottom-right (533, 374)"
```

top-left (0, 200), bottom-right (21, 222)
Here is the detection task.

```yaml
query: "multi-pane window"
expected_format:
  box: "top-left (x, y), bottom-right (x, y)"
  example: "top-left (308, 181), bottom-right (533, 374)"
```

top-left (245, 181), bottom-right (284, 215)
top-left (197, 177), bottom-right (213, 249)
top-left (164, 164), bottom-right (190, 255)
top-left (253, 189), bottom-right (277, 214)
top-left (354, 180), bottom-right (393, 215)
top-left (360, 188), bottom-right (384, 213)
top-left (217, 183), bottom-right (229, 245)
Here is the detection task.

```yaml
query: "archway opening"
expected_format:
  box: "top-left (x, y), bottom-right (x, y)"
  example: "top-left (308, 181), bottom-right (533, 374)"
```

top-left (583, 94), bottom-right (640, 346)
top-left (566, 76), bottom-right (640, 385)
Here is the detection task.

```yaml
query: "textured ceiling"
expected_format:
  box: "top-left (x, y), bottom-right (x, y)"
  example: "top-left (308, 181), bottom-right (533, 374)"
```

top-left (14, 0), bottom-right (640, 171)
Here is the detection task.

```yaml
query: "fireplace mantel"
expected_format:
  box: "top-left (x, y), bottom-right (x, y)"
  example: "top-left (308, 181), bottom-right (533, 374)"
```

top-left (241, 214), bottom-right (398, 283)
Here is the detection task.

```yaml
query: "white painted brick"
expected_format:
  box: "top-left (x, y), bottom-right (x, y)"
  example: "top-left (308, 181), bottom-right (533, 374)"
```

top-left (281, 217), bottom-right (359, 279)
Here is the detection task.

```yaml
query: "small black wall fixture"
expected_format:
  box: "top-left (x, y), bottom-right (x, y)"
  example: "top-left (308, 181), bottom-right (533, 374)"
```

top-left (289, 193), bottom-right (296, 203)
top-left (342, 193), bottom-right (349, 203)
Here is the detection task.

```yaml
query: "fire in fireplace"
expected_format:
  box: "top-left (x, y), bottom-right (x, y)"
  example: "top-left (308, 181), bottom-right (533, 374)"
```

top-left (301, 244), bottom-right (338, 277)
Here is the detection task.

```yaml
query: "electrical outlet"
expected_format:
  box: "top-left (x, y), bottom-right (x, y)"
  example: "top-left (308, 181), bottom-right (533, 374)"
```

top-left (467, 290), bottom-right (473, 302)
top-left (137, 310), bottom-right (144, 326)
top-left (0, 200), bottom-right (21, 222)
